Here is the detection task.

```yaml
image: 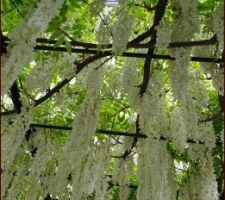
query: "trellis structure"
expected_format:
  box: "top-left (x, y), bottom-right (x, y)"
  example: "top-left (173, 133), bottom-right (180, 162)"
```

top-left (1, 0), bottom-right (224, 200)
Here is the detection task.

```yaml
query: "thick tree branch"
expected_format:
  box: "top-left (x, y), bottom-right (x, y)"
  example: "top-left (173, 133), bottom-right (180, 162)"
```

top-left (9, 81), bottom-right (22, 114)
top-left (121, 0), bottom-right (169, 159)
top-left (140, 0), bottom-right (168, 96)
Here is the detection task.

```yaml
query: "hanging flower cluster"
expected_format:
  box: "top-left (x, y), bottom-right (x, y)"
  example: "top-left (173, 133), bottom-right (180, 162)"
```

top-left (25, 52), bottom-right (77, 94)
top-left (3, 146), bottom-right (32, 200)
top-left (155, 21), bottom-right (171, 50)
top-left (181, 129), bottom-right (218, 200)
top-left (213, 3), bottom-right (224, 50)
top-left (169, 0), bottom-right (199, 102)
top-left (112, 138), bottom-right (134, 200)
top-left (25, 56), bottom-right (56, 92)
top-left (169, 68), bottom-right (212, 152)
top-left (95, 7), bottom-right (113, 48)
top-left (171, 0), bottom-right (199, 41)
top-left (193, 46), bottom-right (224, 95)
top-left (2, 106), bottom-right (33, 173)
top-left (48, 61), bottom-right (107, 198)
top-left (2, 0), bottom-right (65, 94)
top-left (122, 57), bottom-right (140, 109)
top-left (112, 11), bottom-right (134, 55)
top-left (137, 139), bottom-right (176, 200)
top-left (139, 71), bottom-right (168, 139)
top-left (210, 65), bottom-right (224, 95)
top-left (71, 140), bottom-right (111, 200)
top-left (170, 48), bottom-right (190, 102)
top-left (136, 70), bottom-right (176, 200)
top-left (23, 131), bottom-right (61, 200)
top-left (3, 129), bottom-right (60, 200)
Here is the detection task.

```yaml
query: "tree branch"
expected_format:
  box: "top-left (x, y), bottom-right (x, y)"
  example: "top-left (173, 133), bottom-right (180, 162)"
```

top-left (25, 123), bottom-right (211, 145)
top-left (3, 34), bottom-right (218, 50)
top-left (140, 0), bottom-right (168, 96)
top-left (32, 45), bottom-right (222, 63)
top-left (34, 78), bottom-right (73, 107)
top-left (9, 81), bottom-right (22, 114)
top-left (168, 35), bottom-right (217, 48)
top-left (28, 123), bottom-right (147, 138)
top-left (120, 0), bottom-right (169, 160)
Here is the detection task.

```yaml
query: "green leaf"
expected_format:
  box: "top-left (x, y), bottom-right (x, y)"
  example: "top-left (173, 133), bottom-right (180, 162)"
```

top-left (53, 37), bottom-right (65, 48)
top-left (50, 30), bottom-right (62, 40)
top-left (65, 40), bottom-right (72, 53)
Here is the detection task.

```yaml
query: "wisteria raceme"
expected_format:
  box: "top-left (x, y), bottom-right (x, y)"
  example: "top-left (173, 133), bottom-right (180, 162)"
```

top-left (122, 57), bottom-right (140, 109)
top-left (137, 139), bottom-right (176, 200)
top-left (170, 107), bottom-right (188, 152)
top-left (171, 0), bottom-right (199, 41)
top-left (112, 138), bottom-right (134, 200)
top-left (25, 56), bottom-right (56, 92)
top-left (210, 65), bottom-right (224, 95)
top-left (4, 158), bottom-right (32, 200)
top-left (59, 53), bottom-right (78, 79)
top-left (156, 21), bottom-right (171, 50)
top-left (170, 48), bottom-right (190, 102)
top-left (48, 61), bottom-right (106, 198)
top-left (137, 70), bottom-right (176, 200)
top-left (194, 47), bottom-right (224, 95)
top-left (23, 131), bottom-right (60, 200)
top-left (2, 106), bottom-right (33, 173)
top-left (95, 7), bottom-right (113, 48)
top-left (182, 144), bottom-right (218, 200)
top-left (2, 146), bottom-right (32, 200)
top-left (169, 72), bottom-right (210, 151)
top-left (187, 69), bottom-right (209, 108)
top-left (112, 11), bottom-right (134, 55)
top-left (139, 71), bottom-right (168, 139)
top-left (170, 71), bottom-right (209, 146)
top-left (71, 140), bottom-right (111, 200)
top-left (95, 176), bottom-right (111, 200)
top-left (2, 0), bottom-right (65, 94)
top-left (213, 3), bottom-right (224, 50)
top-left (3, 129), bottom-right (58, 200)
